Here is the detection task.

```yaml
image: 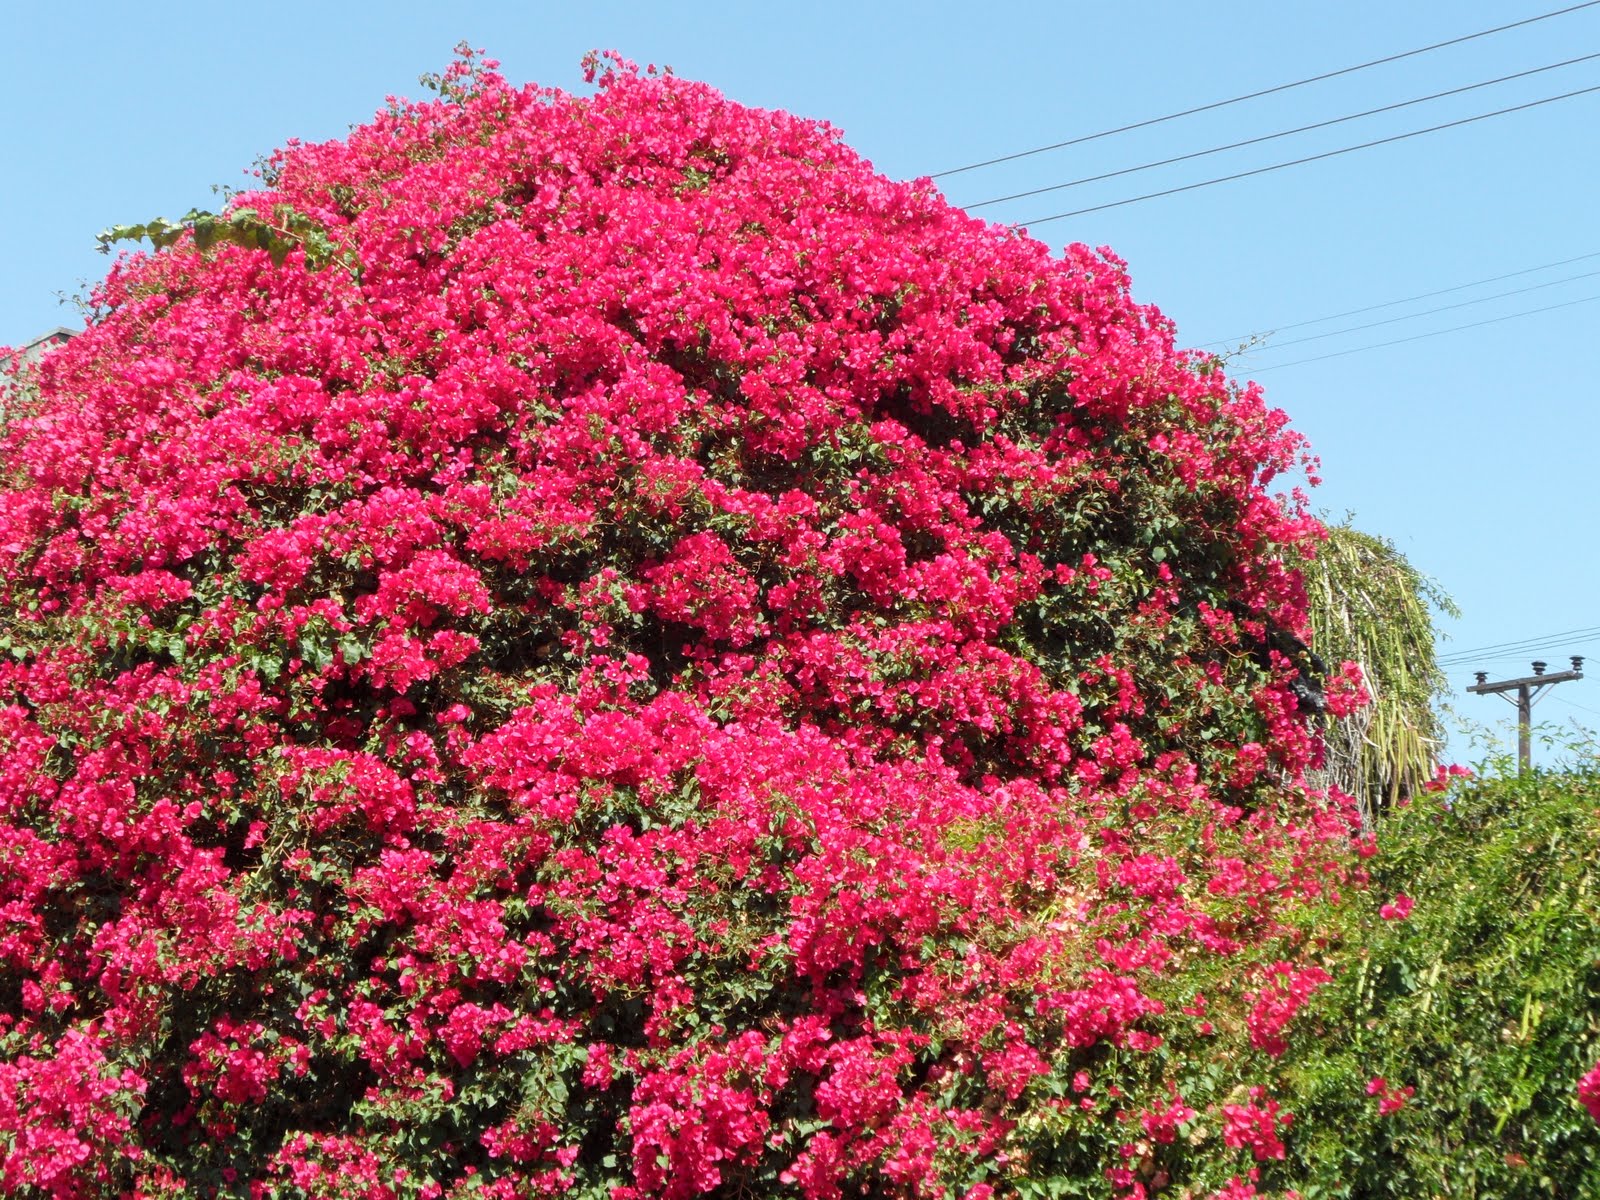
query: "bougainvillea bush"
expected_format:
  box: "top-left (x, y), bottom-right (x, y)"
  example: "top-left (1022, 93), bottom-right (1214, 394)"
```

top-left (1, 51), bottom-right (1373, 1198)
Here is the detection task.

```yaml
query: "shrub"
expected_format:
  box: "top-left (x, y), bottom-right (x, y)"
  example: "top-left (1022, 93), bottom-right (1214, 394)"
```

top-left (1280, 763), bottom-right (1600, 1198)
top-left (0, 50), bottom-right (1357, 1198)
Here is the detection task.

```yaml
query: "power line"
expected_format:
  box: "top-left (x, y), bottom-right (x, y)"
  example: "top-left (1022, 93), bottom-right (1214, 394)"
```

top-left (1550, 694), bottom-right (1600, 719)
top-left (1438, 624), bottom-right (1600, 664)
top-left (1440, 630), bottom-right (1600, 668)
top-left (1443, 631), bottom-right (1600, 661)
top-left (1442, 637), bottom-right (1600, 668)
top-left (1015, 82), bottom-right (1600, 227)
top-left (962, 51), bottom-right (1600, 211)
top-left (1246, 291), bottom-right (1600, 371)
top-left (1446, 653), bottom-right (1598, 671)
top-left (1199, 250), bottom-right (1600, 347)
top-left (930, 1), bottom-right (1600, 178)
top-left (1246, 266), bottom-right (1600, 353)
top-left (1446, 656), bottom-right (1598, 676)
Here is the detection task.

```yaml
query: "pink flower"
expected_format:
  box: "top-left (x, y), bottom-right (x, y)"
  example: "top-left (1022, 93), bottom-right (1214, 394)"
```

top-left (1424, 763), bottom-right (1473, 793)
top-left (1579, 1062), bottom-right (1600, 1122)
top-left (0, 42), bottom-right (1348, 1198)
top-left (1367, 1076), bottom-right (1414, 1115)
top-left (1324, 661), bottom-right (1371, 718)
top-left (1379, 894), bottom-right (1414, 921)
top-left (1222, 1088), bottom-right (1291, 1161)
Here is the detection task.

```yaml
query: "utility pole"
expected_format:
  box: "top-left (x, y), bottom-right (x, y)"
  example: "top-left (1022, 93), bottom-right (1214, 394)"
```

top-left (1468, 657), bottom-right (1585, 774)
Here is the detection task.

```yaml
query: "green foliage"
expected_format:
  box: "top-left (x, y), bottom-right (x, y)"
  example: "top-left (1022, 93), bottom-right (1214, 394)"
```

top-left (1308, 524), bottom-right (1457, 821)
top-left (97, 205), bottom-right (347, 271)
top-left (1280, 762), bottom-right (1600, 1198)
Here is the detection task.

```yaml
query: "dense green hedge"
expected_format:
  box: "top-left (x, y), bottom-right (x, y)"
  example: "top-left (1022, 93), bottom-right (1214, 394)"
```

top-left (1279, 761), bottom-right (1600, 1198)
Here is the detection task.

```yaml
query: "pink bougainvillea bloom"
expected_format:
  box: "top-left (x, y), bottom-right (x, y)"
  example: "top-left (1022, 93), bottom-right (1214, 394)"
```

top-left (1379, 894), bottom-right (1415, 921)
top-left (1424, 763), bottom-right (1473, 793)
top-left (1580, 1062), bottom-right (1600, 1123)
top-left (1366, 1077), bottom-right (1413, 1116)
top-left (1323, 661), bottom-right (1370, 719)
top-left (0, 45), bottom-right (1358, 1199)
top-left (1221, 1088), bottom-right (1291, 1161)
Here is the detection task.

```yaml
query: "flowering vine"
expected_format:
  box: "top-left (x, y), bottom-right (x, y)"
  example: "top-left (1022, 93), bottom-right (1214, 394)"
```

top-left (0, 47), bottom-right (1360, 1199)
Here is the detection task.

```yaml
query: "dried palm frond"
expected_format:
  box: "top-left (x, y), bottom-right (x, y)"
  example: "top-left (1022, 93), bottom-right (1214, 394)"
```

top-left (1305, 523), bottom-right (1457, 825)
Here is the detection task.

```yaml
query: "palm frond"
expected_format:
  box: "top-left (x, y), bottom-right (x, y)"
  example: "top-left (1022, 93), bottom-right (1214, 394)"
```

top-left (1305, 523), bottom-right (1457, 824)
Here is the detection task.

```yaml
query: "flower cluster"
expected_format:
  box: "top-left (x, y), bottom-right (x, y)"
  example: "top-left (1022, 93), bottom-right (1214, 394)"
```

top-left (1245, 964), bottom-right (1331, 1058)
top-left (1321, 661), bottom-right (1369, 719)
top-left (1365, 1076), bottom-right (1414, 1117)
top-left (1221, 1089), bottom-right (1292, 1161)
top-left (1581, 1062), bottom-right (1600, 1124)
top-left (1378, 893), bottom-right (1415, 921)
top-left (0, 48), bottom-right (1359, 1197)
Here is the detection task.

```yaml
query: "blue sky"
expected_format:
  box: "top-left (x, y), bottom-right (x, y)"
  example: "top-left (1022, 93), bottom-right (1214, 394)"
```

top-left (3, 1), bottom-right (1597, 761)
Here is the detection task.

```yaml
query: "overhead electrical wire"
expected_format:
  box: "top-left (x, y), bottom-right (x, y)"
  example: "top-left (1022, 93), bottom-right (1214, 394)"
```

top-left (1550, 694), bottom-right (1600, 720)
top-left (1242, 266), bottom-right (1600, 352)
top-left (1465, 652), bottom-right (1600, 681)
top-left (1199, 250), bottom-right (1600, 347)
top-left (930, 0), bottom-right (1600, 178)
top-left (1449, 652), bottom-right (1600, 675)
top-left (1014, 82), bottom-right (1600, 227)
top-left (961, 51), bottom-right (1600, 211)
top-left (1443, 650), bottom-right (1600, 677)
top-left (1245, 291), bottom-right (1600, 371)
top-left (1450, 641), bottom-right (1600, 672)
top-left (1440, 626), bottom-right (1600, 661)
top-left (1436, 624), bottom-right (1600, 665)
top-left (1440, 636), bottom-right (1600, 667)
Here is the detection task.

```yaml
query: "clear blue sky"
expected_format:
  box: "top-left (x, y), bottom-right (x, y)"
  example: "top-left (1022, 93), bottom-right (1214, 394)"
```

top-left (3, 1), bottom-right (1597, 761)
